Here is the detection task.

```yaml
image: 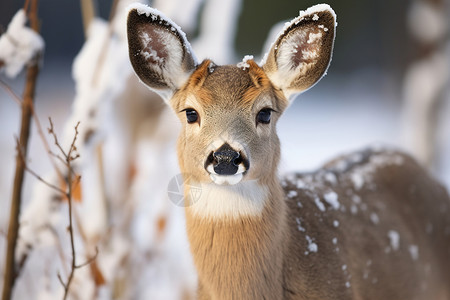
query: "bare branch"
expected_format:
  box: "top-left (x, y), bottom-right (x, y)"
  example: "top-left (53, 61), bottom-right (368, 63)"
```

top-left (67, 122), bottom-right (81, 163)
top-left (26, 167), bottom-right (66, 195)
top-left (58, 122), bottom-right (93, 300)
top-left (1, 0), bottom-right (42, 298)
top-left (14, 137), bottom-right (66, 195)
top-left (57, 273), bottom-right (67, 289)
top-left (48, 118), bottom-right (68, 160)
top-left (75, 247), bottom-right (99, 269)
top-left (29, 106), bottom-right (65, 182)
top-left (0, 79), bottom-right (23, 106)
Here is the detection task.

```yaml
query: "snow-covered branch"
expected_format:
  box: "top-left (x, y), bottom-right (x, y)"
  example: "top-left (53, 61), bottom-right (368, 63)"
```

top-left (0, 9), bottom-right (44, 78)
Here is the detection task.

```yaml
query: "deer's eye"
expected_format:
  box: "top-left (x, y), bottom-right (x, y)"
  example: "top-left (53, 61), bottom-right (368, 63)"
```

top-left (256, 108), bottom-right (272, 124)
top-left (185, 109), bottom-right (198, 124)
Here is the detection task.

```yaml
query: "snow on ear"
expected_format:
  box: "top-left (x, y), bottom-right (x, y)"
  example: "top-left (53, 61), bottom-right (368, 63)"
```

top-left (127, 3), bottom-right (198, 101)
top-left (262, 4), bottom-right (336, 100)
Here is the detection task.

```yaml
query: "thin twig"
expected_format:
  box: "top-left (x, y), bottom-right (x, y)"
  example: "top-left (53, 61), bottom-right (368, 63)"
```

top-left (0, 79), bottom-right (23, 106)
top-left (29, 106), bottom-right (65, 181)
top-left (67, 122), bottom-right (80, 162)
top-left (61, 126), bottom-right (77, 300)
top-left (57, 273), bottom-right (67, 289)
top-left (48, 118), bottom-right (68, 159)
top-left (54, 122), bottom-right (94, 300)
top-left (49, 151), bottom-right (69, 167)
top-left (75, 247), bottom-right (99, 269)
top-left (14, 138), bottom-right (66, 195)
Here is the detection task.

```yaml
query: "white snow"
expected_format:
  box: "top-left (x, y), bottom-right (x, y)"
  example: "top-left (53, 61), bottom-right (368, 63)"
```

top-left (296, 217), bottom-right (306, 232)
top-left (16, 173), bottom-right (61, 262)
top-left (409, 245), bottom-right (419, 261)
top-left (388, 230), bottom-right (400, 251)
top-left (287, 190), bottom-right (298, 198)
top-left (314, 197), bottom-right (326, 212)
top-left (296, 179), bottom-right (307, 189)
top-left (237, 55), bottom-right (254, 70)
top-left (0, 9), bottom-right (44, 78)
top-left (351, 172), bottom-right (364, 190)
top-left (324, 191), bottom-right (340, 209)
top-left (332, 237), bottom-right (338, 244)
top-left (208, 61), bottom-right (216, 74)
top-left (318, 24), bottom-right (329, 32)
top-left (333, 220), bottom-right (339, 227)
top-left (352, 195), bottom-right (361, 204)
top-left (305, 235), bottom-right (318, 253)
top-left (324, 172), bottom-right (337, 185)
top-left (370, 213), bottom-right (379, 225)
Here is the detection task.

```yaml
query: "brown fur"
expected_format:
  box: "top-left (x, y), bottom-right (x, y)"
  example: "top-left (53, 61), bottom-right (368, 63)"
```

top-left (185, 178), bottom-right (287, 299)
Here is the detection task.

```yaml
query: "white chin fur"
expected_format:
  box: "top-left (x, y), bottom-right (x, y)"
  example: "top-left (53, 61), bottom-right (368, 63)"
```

top-left (210, 173), bottom-right (243, 185)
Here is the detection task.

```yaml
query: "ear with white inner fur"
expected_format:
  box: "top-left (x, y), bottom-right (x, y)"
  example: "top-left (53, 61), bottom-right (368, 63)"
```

top-left (127, 3), bottom-right (198, 101)
top-left (262, 4), bottom-right (336, 100)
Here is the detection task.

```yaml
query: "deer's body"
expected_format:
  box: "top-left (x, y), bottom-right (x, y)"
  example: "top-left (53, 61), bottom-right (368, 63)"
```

top-left (127, 4), bottom-right (450, 299)
top-left (281, 149), bottom-right (450, 300)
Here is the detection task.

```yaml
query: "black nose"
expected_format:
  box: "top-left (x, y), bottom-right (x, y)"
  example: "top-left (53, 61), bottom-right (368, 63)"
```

top-left (212, 144), bottom-right (242, 175)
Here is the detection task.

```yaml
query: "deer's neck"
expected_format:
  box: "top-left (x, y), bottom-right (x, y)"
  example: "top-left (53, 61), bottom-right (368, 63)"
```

top-left (185, 178), bottom-right (288, 299)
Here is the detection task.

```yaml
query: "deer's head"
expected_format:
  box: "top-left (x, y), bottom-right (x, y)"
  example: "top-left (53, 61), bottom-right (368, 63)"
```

top-left (127, 4), bottom-right (336, 186)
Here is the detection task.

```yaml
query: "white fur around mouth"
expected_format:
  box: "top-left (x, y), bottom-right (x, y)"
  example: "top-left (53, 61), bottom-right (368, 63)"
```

top-left (210, 173), bottom-right (243, 185)
top-left (206, 165), bottom-right (245, 185)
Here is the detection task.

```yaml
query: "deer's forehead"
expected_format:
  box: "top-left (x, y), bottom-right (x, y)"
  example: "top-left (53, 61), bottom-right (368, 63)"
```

top-left (176, 61), bottom-right (286, 112)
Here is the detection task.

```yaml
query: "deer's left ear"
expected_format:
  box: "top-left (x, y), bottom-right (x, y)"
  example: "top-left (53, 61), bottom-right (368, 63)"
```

top-left (262, 4), bottom-right (336, 100)
top-left (127, 4), bottom-right (198, 101)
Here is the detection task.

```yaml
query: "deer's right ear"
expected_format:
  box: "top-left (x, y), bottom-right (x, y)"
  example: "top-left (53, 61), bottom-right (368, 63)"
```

top-left (262, 4), bottom-right (336, 101)
top-left (127, 4), bottom-right (198, 101)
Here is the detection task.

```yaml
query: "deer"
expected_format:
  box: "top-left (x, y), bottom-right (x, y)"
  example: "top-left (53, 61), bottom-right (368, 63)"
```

top-left (126, 3), bottom-right (450, 299)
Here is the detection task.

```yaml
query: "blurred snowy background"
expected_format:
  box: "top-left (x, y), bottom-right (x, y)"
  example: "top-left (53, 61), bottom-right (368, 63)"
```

top-left (0, 0), bottom-right (449, 299)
